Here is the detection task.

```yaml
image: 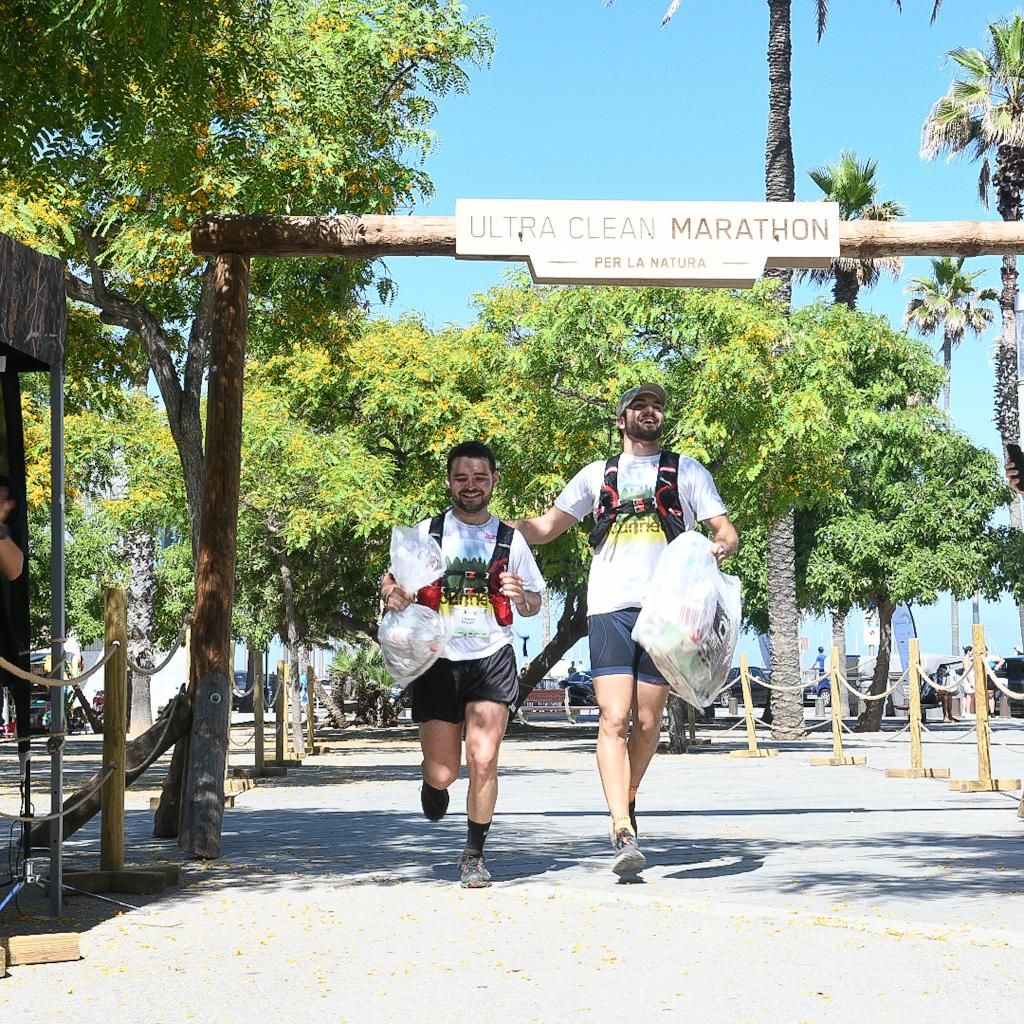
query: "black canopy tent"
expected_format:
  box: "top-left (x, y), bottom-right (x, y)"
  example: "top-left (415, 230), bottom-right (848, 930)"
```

top-left (0, 231), bottom-right (67, 916)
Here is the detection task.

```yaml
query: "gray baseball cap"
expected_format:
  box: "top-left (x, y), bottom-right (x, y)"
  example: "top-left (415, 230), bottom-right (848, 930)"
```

top-left (616, 382), bottom-right (667, 417)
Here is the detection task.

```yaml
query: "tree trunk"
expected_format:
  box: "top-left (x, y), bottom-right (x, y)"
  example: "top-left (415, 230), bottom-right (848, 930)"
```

top-left (279, 553), bottom-right (306, 756)
top-left (856, 600), bottom-right (895, 732)
top-left (767, 511), bottom-right (804, 738)
top-left (127, 526), bottom-right (157, 737)
top-left (830, 609), bottom-right (846, 669)
top-left (763, 0), bottom-right (794, 308)
top-left (665, 694), bottom-right (689, 754)
top-left (942, 328), bottom-right (953, 415)
top-left (513, 588), bottom-right (588, 711)
top-left (832, 268), bottom-right (859, 310)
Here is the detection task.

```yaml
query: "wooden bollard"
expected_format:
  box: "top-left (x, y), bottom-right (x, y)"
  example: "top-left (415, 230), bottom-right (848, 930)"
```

top-left (100, 588), bottom-right (128, 872)
top-left (812, 646), bottom-right (866, 766)
top-left (275, 659), bottom-right (287, 762)
top-left (731, 654), bottom-right (776, 759)
top-left (253, 655), bottom-right (265, 773)
top-left (306, 666), bottom-right (316, 752)
top-left (951, 624), bottom-right (1020, 793)
top-left (885, 638), bottom-right (949, 779)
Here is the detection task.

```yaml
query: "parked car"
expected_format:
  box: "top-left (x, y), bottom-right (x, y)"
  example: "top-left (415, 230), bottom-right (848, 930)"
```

top-left (718, 666), bottom-right (771, 710)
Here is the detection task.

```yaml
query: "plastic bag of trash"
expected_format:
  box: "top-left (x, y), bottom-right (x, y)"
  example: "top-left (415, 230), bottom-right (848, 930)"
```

top-left (631, 531), bottom-right (741, 708)
top-left (379, 526), bottom-right (446, 686)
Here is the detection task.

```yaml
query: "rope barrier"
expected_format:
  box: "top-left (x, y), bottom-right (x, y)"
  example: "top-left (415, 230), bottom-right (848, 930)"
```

top-left (0, 764), bottom-right (116, 822)
top-left (921, 721), bottom-right (979, 743)
top-left (756, 678), bottom-right (807, 695)
top-left (835, 668), bottom-right (904, 703)
top-left (125, 619), bottom-right (190, 677)
top-left (985, 667), bottom-right (1024, 702)
top-left (0, 642), bottom-right (122, 689)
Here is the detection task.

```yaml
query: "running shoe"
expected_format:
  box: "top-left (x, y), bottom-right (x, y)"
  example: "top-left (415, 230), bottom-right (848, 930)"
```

top-left (611, 827), bottom-right (646, 877)
top-left (459, 852), bottom-right (492, 888)
top-left (420, 782), bottom-right (449, 821)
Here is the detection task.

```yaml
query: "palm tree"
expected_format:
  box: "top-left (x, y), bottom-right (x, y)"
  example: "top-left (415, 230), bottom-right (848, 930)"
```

top-left (802, 152), bottom-right (906, 308)
top-left (904, 257), bottom-right (996, 656)
top-left (904, 257), bottom-right (997, 413)
top-left (922, 15), bottom-right (1024, 650)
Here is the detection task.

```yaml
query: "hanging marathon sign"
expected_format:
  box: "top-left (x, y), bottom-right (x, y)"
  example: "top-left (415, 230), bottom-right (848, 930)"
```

top-left (455, 199), bottom-right (840, 288)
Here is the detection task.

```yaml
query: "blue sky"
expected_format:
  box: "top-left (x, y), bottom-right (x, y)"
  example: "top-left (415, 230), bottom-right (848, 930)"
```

top-left (375, 1), bottom-right (1024, 670)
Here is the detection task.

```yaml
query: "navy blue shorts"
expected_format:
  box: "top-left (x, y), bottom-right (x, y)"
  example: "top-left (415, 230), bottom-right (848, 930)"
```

top-left (588, 608), bottom-right (667, 685)
top-left (411, 645), bottom-right (519, 724)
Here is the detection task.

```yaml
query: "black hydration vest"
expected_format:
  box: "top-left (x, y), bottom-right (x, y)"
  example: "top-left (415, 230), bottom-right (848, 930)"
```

top-left (587, 450), bottom-right (689, 549)
top-left (417, 512), bottom-right (517, 627)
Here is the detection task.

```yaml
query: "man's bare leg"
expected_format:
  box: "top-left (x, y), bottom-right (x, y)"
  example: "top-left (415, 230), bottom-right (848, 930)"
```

top-left (463, 700), bottom-right (509, 824)
top-left (626, 682), bottom-right (670, 832)
top-left (594, 674), bottom-right (636, 823)
top-left (418, 719), bottom-right (462, 819)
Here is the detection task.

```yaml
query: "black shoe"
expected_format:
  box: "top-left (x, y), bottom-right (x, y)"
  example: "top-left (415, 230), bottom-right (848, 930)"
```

top-left (420, 782), bottom-right (449, 821)
top-left (611, 827), bottom-right (646, 877)
top-left (459, 852), bottom-right (492, 888)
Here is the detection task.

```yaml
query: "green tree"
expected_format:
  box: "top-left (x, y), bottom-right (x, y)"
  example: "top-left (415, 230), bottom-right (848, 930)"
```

top-left (1, 0), bottom-right (493, 558)
top-left (803, 151), bottom-right (905, 308)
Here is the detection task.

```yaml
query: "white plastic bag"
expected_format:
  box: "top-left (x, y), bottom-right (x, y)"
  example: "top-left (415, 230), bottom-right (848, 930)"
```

top-left (389, 525), bottom-right (444, 593)
top-left (379, 526), bottom-right (447, 686)
top-left (379, 604), bottom-right (446, 686)
top-left (631, 532), bottom-right (741, 708)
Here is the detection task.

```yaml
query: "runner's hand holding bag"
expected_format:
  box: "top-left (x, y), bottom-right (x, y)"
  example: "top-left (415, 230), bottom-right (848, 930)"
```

top-left (631, 532), bottom-right (741, 708)
top-left (379, 526), bottom-right (447, 686)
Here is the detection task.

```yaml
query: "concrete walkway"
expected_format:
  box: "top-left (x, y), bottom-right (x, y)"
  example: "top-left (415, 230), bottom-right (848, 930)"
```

top-left (2, 717), bottom-right (1023, 1022)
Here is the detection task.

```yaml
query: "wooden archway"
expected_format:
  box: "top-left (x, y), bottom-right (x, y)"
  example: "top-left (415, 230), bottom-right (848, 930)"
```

top-left (183, 211), bottom-right (1024, 854)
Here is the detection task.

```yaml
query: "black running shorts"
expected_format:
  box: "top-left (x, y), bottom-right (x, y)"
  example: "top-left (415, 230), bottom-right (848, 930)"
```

top-left (411, 645), bottom-right (519, 724)
top-left (588, 608), bottom-right (667, 685)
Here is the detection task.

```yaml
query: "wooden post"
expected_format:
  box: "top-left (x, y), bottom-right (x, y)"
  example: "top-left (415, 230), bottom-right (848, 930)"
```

top-left (305, 666), bottom-right (316, 753)
top-left (253, 654), bottom-right (265, 774)
top-left (951, 625), bottom-right (1021, 793)
top-left (180, 253), bottom-right (249, 859)
top-left (885, 638), bottom-right (949, 779)
top-left (731, 654), bottom-right (776, 759)
top-left (812, 646), bottom-right (866, 766)
top-left (100, 588), bottom-right (127, 872)
top-left (275, 659), bottom-right (286, 763)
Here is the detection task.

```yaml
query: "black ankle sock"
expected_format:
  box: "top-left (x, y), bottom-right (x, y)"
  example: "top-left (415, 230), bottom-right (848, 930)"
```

top-left (464, 818), bottom-right (491, 856)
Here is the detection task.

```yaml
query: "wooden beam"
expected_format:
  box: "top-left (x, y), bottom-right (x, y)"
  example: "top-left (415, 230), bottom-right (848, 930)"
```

top-left (0, 230), bottom-right (64, 368)
top-left (192, 214), bottom-right (1024, 260)
top-left (180, 253), bottom-right (249, 860)
top-left (0, 933), bottom-right (81, 966)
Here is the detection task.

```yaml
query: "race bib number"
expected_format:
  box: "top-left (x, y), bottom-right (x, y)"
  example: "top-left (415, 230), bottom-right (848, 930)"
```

top-left (450, 605), bottom-right (489, 639)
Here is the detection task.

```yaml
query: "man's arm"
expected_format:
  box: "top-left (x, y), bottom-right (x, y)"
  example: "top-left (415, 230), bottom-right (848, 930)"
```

top-left (507, 507), bottom-right (578, 546)
top-left (704, 513), bottom-right (738, 566)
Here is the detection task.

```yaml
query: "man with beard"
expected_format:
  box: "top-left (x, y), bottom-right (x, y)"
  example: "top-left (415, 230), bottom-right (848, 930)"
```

top-left (381, 441), bottom-right (544, 888)
top-left (510, 384), bottom-right (737, 877)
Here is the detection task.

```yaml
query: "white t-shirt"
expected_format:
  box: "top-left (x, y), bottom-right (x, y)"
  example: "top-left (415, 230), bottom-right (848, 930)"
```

top-left (409, 511), bottom-right (545, 662)
top-left (555, 452), bottom-right (727, 615)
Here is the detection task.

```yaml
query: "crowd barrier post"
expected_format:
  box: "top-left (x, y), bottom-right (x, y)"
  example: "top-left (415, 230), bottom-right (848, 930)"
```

top-left (306, 666), bottom-right (316, 753)
top-left (950, 624), bottom-right (1021, 793)
top-left (100, 587), bottom-right (128, 872)
top-left (275, 659), bottom-right (287, 763)
top-left (253, 656), bottom-right (265, 773)
top-left (885, 638), bottom-right (949, 779)
top-left (730, 654), bottom-right (777, 759)
top-left (812, 645), bottom-right (866, 766)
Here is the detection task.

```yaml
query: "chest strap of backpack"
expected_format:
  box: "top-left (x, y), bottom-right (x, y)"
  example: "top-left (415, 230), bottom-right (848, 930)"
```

top-left (588, 451), bottom-right (688, 548)
top-left (416, 512), bottom-right (517, 627)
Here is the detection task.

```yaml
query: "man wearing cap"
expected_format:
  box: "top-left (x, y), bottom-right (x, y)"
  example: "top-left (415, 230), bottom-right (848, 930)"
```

top-left (509, 384), bottom-right (737, 877)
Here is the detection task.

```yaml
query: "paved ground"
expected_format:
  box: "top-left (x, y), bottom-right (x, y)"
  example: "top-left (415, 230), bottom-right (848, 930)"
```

top-left (2, 715), bottom-right (1024, 1022)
